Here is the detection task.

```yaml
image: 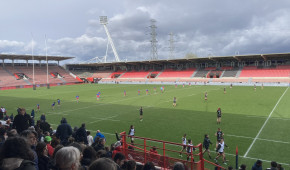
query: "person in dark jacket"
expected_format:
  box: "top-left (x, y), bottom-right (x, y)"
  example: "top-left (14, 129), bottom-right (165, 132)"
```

top-left (0, 136), bottom-right (36, 170)
top-left (12, 108), bottom-right (33, 134)
top-left (252, 160), bottom-right (262, 170)
top-left (36, 142), bottom-right (51, 170)
top-left (203, 134), bottom-right (212, 159)
top-left (75, 123), bottom-right (88, 144)
top-left (94, 138), bottom-right (105, 152)
top-left (56, 118), bottom-right (72, 146)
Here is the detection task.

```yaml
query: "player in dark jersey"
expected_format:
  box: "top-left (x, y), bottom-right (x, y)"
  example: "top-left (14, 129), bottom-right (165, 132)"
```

top-left (215, 128), bottom-right (224, 147)
top-left (217, 108), bottom-right (222, 124)
top-left (230, 83), bottom-right (232, 89)
top-left (203, 134), bottom-right (212, 159)
top-left (51, 101), bottom-right (56, 110)
top-left (224, 87), bottom-right (226, 94)
top-left (139, 107), bottom-right (143, 121)
top-left (173, 97), bottom-right (177, 107)
top-left (186, 139), bottom-right (195, 161)
top-left (57, 99), bottom-right (61, 106)
top-left (254, 84), bottom-right (256, 91)
top-left (205, 92), bottom-right (208, 101)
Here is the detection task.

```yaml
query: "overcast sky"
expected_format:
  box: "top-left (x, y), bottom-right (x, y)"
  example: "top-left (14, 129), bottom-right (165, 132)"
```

top-left (1, 0), bottom-right (290, 64)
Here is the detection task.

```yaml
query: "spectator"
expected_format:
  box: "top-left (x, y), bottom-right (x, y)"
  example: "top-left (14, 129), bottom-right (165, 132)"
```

top-left (0, 137), bottom-right (36, 170)
top-left (143, 162), bottom-right (156, 170)
top-left (81, 146), bottom-right (97, 168)
top-left (277, 164), bottom-right (284, 170)
top-left (31, 109), bottom-right (35, 118)
top-left (7, 129), bottom-right (18, 138)
top-left (44, 136), bottom-right (54, 158)
top-left (40, 113), bottom-right (46, 122)
top-left (114, 153), bottom-right (126, 170)
top-left (9, 113), bottom-right (14, 121)
top-left (94, 130), bottom-right (105, 141)
top-left (228, 166), bottom-right (233, 170)
top-left (94, 138), bottom-right (106, 152)
top-left (36, 142), bottom-right (51, 170)
top-left (75, 123), bottom-right (88, 144)
top-left (54, 146), bottom-right (81, 170)
top-left (87, 131), bottom-right (94, 146)
top-left (252, 160), bottom-right (262, 170)
top-left (240, 164), bottom-right (246, 170)
top-left (89, 158), bottom-right (117, 170)
top-left (12, 108), bottom-right (33, 133)
top-left (21, 130), bottom-right (39, 170)
top-left (150, 146), bottom-right (158, 154)
top-left (173, 162), bottom-right (185, 170)
top-left (269, 161), bottom-right (277, 170)
top-left (56, 118), bottom-right (72, 146)
top-left (126, 160), bottom-right (137, 170)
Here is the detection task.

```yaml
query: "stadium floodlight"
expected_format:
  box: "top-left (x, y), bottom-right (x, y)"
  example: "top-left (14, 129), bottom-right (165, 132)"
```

top-left (99, 16), bottom-right (120, 62)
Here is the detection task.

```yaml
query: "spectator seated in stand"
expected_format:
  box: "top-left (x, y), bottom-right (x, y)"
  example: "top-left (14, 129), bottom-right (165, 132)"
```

top-left (54, 146), bottom-right (81, 170)
top-left (89, 158), bottom-right (117, 170)
top-left (0, 136), bottom-right (36, 170)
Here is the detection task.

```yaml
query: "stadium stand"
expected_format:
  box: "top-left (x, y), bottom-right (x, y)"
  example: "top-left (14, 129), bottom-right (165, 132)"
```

top-left (120, 70), bottom-right (151, 78)
top-left (157, 68), bottom-right (196, 78)
top-left (239, 66), bottom-right (290, 77)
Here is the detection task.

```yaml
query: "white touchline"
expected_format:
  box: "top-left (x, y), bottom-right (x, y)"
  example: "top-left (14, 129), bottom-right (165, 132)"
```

top-left (243, 87), bottom-right (289, 157)
top-left (227, 134), bottom-right (290, 144)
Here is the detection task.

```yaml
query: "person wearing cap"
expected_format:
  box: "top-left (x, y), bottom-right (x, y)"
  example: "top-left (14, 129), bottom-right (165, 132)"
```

top-left (44, 136), bottom-right (54, 158)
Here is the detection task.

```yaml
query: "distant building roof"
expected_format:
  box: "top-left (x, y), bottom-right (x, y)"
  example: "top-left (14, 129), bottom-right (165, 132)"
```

top-left (0, 54), bottom-right (74, 61)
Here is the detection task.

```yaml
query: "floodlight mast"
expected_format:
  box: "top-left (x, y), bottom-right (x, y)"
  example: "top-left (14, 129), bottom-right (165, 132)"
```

top-left (99, 16), bottom-right (120, 62)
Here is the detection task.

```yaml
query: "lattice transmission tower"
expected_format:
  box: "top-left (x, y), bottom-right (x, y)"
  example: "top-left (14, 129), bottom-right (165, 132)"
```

top-left (149, 19), bottom-right (158, 60)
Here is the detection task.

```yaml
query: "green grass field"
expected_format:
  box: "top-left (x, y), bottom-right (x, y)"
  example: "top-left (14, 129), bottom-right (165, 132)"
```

top-left (1, 84), bottom-right (289, 169)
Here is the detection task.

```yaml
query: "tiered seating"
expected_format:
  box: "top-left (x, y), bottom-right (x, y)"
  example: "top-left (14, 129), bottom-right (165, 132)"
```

top-left (49, 66), bottom-right (79, 83)
top-left (240, 66), bottom-right (290, 77)
top-left (0, 67), bottom-right (28, 87)
top-left (110, 71), bottom-right (125, 78)
top-left (204, 67), bottom-right (216, 71)
top-left (193, 70), bottom-right (209, 77)
top-left (222, 69), bottom-right (239, 77)
top-left (91, 71), bottom-right (113, 78)
top-left (71, 70), bottom-right (94, 78)
top-left (158, 68), bottom-right (196, 78)
top-left (121, 70), bottom-right (151, 78)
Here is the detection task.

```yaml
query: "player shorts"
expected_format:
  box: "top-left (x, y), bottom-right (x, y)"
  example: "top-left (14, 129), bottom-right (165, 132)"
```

top-left (182, 145), bottom-right (186, 149)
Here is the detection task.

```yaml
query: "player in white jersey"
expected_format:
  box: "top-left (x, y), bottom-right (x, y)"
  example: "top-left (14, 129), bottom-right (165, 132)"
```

top-left (179, 134), bottom-right (187, 157)
top-left (128, 125), bottom-right (135, 143)
top-left (214, 138), bottom-right (228, 165)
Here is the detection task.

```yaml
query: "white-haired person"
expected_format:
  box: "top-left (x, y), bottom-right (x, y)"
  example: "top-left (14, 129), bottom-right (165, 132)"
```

top-left (54, 146), bottom-right (81, 170)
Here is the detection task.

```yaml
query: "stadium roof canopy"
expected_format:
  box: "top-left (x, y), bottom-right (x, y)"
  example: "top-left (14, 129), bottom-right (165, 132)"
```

top-left (67, 52), bottom-right (290, 67)
top-left (0, 54), bottom-right (74, 61)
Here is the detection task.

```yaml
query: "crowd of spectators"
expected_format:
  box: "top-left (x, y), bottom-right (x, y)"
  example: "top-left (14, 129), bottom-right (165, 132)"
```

top-left (0, 107), bottom-right (286, 170)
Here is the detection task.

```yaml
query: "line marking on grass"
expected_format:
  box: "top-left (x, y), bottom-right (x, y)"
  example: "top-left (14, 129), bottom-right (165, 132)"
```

top-left (227, 134), bottom-right (290, 144)
top-left (243, 87), bottom-right (289, 157)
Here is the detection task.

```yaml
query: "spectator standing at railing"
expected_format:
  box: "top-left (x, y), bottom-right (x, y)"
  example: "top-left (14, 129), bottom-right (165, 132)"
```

top-left (94, 130), bottom-right (105, 141)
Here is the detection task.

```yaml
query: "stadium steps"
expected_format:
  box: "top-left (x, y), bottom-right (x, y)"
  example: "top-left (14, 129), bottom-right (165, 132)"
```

top-left (58, 77), bottom-right (67, 83)
top-left (235, 68), bottom-right (242, 78)
top-left (190, 69), bottom-right (198, 78)
top-left (220, 70), bottom-right (225, 78)
top-left (155, 71), bottom-right (163, 78)
top-left (118, 72), bottom-right (127, 78)
top-left (23, 79), bottom-right (32, 85)
top-left (2, 67), bottom-right (15, 77)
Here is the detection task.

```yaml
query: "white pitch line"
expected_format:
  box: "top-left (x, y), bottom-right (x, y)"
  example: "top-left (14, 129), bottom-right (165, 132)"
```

top-left (227, 134), bottom-right (290, 144)
top-left (243, 87), bottom-right (289, 157)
